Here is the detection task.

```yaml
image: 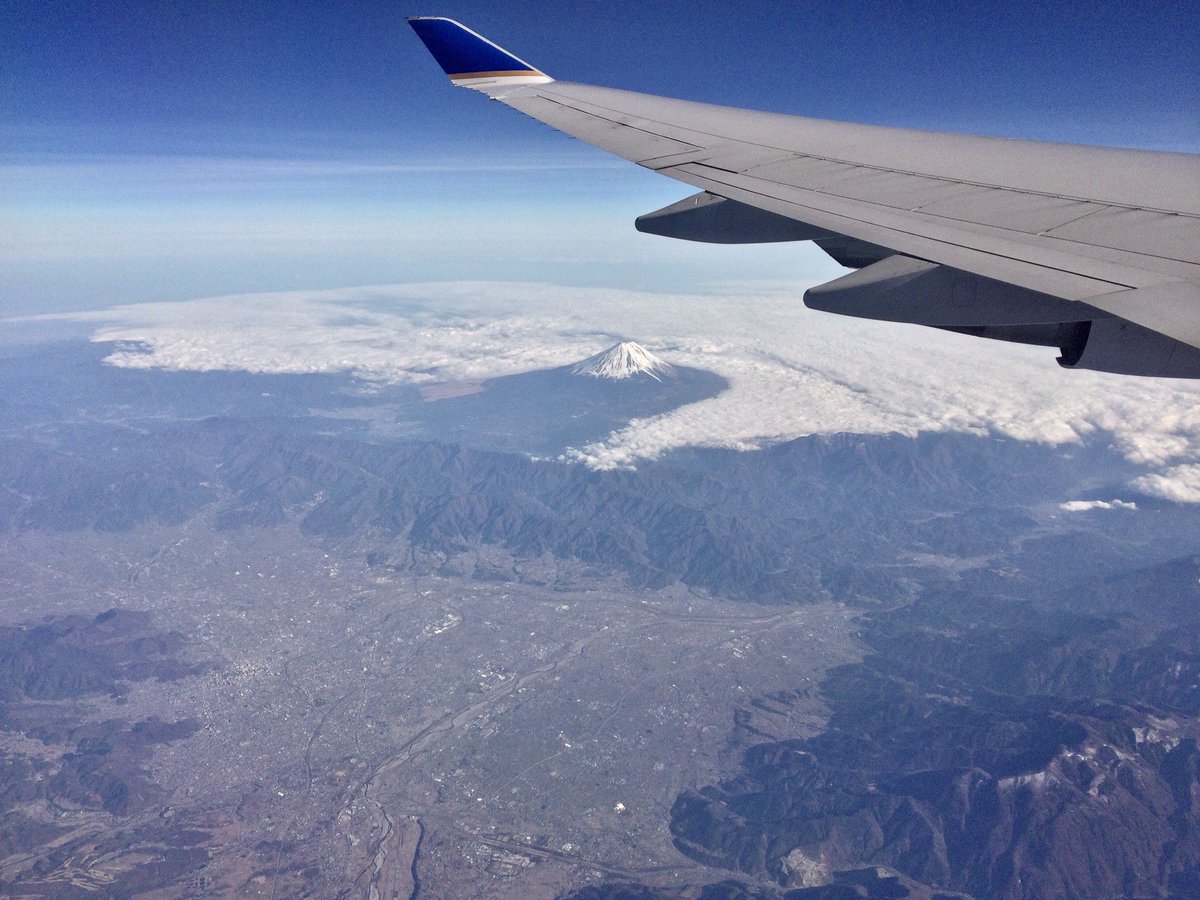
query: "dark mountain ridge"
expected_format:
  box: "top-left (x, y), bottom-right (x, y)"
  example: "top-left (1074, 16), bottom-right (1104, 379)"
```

top-left (0, 419), bottom-right (1159, 606)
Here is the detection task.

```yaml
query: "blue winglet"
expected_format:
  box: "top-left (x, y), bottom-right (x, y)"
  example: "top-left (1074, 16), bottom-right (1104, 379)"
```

top-left (407, 17), bottom-right (552, 87)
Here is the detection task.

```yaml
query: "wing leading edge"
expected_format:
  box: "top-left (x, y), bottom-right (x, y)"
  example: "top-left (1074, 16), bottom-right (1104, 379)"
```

top-left (409, 17), bottom-right (1200, 378)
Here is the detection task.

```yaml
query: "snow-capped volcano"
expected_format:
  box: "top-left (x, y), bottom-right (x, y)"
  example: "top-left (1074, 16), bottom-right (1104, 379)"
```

top-left (571, 341), bottom-right (675, 381)
top-left (403, 340), bottom-right (724, 455)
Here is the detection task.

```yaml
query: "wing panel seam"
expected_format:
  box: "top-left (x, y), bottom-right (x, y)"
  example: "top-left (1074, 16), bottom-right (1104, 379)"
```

top-left (676, 164), bottom-right (1140, 295)
top-left (531, 92), bottom-right (1199, 218)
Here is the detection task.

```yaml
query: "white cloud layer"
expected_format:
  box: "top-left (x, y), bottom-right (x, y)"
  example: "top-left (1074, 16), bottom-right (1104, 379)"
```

top-left (1059, 500), bottom-right (1137, 512)
top-left (25, 281), bottom-right (1200, 499)
top-left (1130, 465), bottom-right (1200, 504)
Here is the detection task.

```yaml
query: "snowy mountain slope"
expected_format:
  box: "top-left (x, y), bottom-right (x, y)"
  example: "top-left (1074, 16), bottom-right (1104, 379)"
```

top-left (571, 342), bottom-right (675, 381)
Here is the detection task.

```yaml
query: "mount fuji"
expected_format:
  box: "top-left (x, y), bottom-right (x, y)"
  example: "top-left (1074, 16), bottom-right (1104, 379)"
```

top-left (406, 341), bottom-right (726, 456)
top-left (571, 341), bottom-right (675, 381)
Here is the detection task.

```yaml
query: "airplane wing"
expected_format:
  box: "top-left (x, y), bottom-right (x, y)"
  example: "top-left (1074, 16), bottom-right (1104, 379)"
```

top-left (408, 17), bottom-right (1200, 378)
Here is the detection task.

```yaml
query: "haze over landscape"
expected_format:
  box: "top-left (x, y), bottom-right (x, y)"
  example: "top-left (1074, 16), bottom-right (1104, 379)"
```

top-left (3, 2), bottom-right (1200, 897)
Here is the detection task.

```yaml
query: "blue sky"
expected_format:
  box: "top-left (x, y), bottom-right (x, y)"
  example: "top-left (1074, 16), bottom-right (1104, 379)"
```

top-left (3, 0), bottom-right (1197, 314)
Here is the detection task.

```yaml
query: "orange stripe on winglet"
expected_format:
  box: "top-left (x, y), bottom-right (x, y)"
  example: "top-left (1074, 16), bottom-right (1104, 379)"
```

top-left (449, 70), bottom-right (543, 80)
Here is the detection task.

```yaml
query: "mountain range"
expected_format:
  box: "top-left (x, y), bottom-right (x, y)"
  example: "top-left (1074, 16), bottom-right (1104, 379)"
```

top-left (3, 335), bottom-right (1200, 897)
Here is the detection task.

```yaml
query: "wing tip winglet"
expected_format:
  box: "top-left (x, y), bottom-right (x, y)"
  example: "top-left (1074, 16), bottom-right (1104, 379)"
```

top-left (408, 16), bottom-right (553, 87)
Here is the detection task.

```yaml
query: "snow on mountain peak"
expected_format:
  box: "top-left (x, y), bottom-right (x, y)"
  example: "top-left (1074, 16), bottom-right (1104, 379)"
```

top-left (571, 341), bottom-right (675, 381)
